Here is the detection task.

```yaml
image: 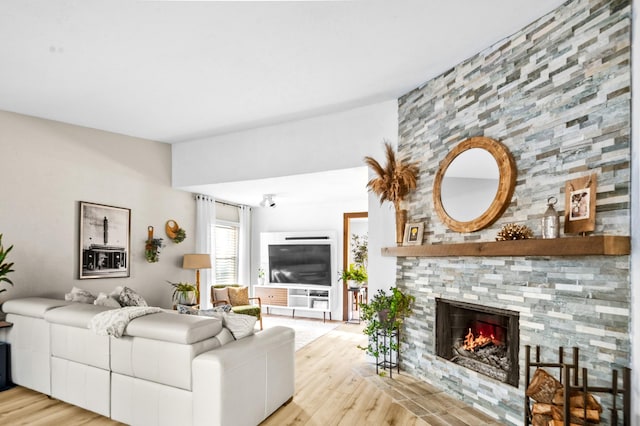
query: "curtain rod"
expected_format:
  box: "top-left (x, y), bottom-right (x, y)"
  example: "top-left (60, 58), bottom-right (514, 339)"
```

top-left (194, 194), bottom-right (247, 209)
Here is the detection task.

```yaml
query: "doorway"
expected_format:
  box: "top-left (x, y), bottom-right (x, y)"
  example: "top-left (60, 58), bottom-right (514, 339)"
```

top-left (342, 211), bottom-right (368, 321)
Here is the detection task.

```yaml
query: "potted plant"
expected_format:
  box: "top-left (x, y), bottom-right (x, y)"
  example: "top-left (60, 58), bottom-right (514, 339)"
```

top-left (358, 287), bottom-right (415, 359)
top-left (364, 142), bottom-right (419, 244)
top-left (168, 281), bottom-right (198, 305)
top-left (0, 234), bottom-right (14, 294)
top-left (339, 264), bottom-right (368, 289)
top-left (145, 237), bottom-right (164, 263)
top-left (257, 267), bottom-right (266, 285)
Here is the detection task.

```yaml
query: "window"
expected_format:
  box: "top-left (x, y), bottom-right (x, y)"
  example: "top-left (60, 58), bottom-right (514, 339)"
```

top-left (214, 223), bottom-right (239, 284)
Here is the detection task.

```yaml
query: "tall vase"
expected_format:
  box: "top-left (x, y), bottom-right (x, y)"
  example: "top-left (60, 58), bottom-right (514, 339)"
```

top-left (395, 209), bottom-right (407, 245)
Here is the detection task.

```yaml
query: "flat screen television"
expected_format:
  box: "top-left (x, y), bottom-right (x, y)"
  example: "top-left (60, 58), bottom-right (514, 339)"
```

top-left (268, 244), bottom-right (332, 286)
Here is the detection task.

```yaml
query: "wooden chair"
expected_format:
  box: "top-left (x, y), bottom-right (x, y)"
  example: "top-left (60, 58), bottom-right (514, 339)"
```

top-left (211, 284), bottom-right (263, 330)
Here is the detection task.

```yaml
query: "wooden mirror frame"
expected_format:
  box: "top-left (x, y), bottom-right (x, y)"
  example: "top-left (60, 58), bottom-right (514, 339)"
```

top-left (433, 136), bottom-right (516, 233)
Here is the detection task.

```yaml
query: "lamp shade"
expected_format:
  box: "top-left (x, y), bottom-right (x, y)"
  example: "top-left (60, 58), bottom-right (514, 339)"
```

top-left (182, 254), bottom-right (211, 270)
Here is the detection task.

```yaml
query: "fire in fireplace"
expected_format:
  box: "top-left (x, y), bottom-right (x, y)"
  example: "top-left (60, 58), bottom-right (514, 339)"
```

top-left (436, 299), bottom-right (519, 387)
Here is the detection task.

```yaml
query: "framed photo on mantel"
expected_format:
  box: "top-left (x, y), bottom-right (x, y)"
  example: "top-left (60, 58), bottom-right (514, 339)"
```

top-left (403, 222), bottom-right (424, 246)
top-left (564, 174), bottom-right (596, 235)
top-left (79, 201), bottom-right (131, 279)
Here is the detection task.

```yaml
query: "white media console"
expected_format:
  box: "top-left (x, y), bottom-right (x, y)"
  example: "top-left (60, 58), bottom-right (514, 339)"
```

top-left (259, 230), bottom-right (338, 321)
top-left (254, 284), bottom-right (332, 322)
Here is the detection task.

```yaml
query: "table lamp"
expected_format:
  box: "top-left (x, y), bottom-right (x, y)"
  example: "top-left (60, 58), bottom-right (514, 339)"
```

top-left (182, 254), bottom-right (211, 303)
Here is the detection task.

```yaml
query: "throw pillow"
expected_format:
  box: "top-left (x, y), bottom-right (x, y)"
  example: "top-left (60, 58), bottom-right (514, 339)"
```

top-left (212, 287), bottom-right (229, 303)
top-left (64, 286), bottom-right (96, 304)
top-left (215, 328), bottom-right (235, 346)
top-left (228, 286), bottom-right (249, 306)
top-left (176, 304), bottom-right (199, 315)
top-left (94, 292), bottom-right (122, 308)
top-left (198, 305), bottom-right (232, 316)
top-left (222, 312), bottom-right (256, 340)
top-left (118, 286), bottom-right (148, 307)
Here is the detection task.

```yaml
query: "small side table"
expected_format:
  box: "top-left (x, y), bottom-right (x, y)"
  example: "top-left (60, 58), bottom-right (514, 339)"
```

top-left (375, 327), bottom-right (400, 378)
top-left (346, 286), bottom-right (367, 324)
top-left (0, 321), bottom-right (13, 391)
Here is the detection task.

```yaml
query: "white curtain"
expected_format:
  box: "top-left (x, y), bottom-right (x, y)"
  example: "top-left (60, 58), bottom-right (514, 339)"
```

top-left (195, 194), bottom-right (216, 308)
top-left (238, 205), bottom-right (252, 286)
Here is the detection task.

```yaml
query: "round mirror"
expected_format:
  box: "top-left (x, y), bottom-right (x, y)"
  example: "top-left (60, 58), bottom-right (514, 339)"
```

top-left (433, 137), bottom-right (516, 233)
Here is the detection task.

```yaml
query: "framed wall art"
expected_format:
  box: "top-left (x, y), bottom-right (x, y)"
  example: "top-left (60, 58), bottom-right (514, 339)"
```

top-left (403, 222), bottom-right (424, 246)
top-left (79, 201), bottom-right (131, 279)
top-left (564, 174), bottom-right (596, 235)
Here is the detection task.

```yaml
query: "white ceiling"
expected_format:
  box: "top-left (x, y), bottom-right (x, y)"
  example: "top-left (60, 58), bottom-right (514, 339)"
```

top-left (0, 0), bottom-right (565, 206)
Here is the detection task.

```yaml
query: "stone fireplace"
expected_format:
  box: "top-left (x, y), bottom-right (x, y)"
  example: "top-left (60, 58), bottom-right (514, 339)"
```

top-left (435, 299), bottom-right (519, 387)
top-left (392, 0), bottom-right (632, 423)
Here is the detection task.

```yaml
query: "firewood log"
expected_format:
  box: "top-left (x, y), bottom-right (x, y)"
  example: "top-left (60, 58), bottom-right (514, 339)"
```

top-left (532, 403), bottom-right (563, 420)
top-left (547, 420), bottom-right (587, 426)
top-left (534, 403), bottom-right (601, 424)
top-left (527, 368), bottom-right (563, 403)
top-left (552, 389), bottom-right (603, 412)
top-left (532, 413), bottom-right (553, 426)
top-left (569, 408), bottom-right (600, 422)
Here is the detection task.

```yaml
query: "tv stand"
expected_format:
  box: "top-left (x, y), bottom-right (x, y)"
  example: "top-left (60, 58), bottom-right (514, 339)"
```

top-left (254, 284), bottom-right (332, 322)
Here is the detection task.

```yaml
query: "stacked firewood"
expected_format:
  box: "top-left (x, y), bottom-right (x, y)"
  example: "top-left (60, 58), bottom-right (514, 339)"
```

top-left (527, 368), bottom-right (603, 426)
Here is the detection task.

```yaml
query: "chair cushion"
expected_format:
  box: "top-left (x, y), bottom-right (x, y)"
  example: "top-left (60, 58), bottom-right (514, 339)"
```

top-left (212, 287), bottom-right (229, 303)
top-left (232, 305), bottom-right (261, 319)
top-left (228, 286), bottom-right (249, 306)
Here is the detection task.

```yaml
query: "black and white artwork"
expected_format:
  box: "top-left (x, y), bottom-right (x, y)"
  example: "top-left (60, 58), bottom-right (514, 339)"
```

top-left (79, 201), bottom-right (131, 279)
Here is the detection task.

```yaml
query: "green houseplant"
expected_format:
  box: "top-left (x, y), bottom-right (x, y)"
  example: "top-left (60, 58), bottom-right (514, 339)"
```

top-left (339, 264), bottom-right (368, 288)
top-left (168, 281), bottom-right (198, 305)
top-left (358, 287), bottom-right (415, 359)
top-left (0, 234), bottom-right (14, 294)
top-left (145, 238), bottom-right (164, 263)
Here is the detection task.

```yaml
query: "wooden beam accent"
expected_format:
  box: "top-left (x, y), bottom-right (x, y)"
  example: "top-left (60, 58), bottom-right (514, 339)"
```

top-left (381, 235), bottom-right (630, 258)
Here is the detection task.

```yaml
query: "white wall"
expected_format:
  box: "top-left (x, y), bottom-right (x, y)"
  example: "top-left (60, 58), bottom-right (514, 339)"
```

top-left (172, 101), bottom-right (398, 186)
top-left (0, 111), bottom-right (195, 309)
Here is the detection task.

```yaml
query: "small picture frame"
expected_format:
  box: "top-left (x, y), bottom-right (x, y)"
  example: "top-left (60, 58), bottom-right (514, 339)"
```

top-left (403, 222), bottom-right (424, 246)
top-left (564, 174), bottom-right (596, 234)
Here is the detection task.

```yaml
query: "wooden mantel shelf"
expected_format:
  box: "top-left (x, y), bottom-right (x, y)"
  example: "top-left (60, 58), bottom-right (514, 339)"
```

top-left (382, 235), bottom-right (630, 258)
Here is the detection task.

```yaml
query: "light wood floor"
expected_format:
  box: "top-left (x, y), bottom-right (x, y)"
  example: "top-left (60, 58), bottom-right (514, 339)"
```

top-left (0, 323), bottom-right (501, 425)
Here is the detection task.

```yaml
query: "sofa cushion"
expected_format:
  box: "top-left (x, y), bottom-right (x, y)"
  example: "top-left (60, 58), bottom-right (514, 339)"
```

top-left (124, 312), bottom-right (223, 344)
top-left (2, 297), bottom-right (71, 319)
top-left (44, 303), bottom-right (116, 327)
top-left (228, 286), bottom-right (249, 306)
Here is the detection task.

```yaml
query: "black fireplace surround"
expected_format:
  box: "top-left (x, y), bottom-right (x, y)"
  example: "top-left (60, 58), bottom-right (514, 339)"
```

top-left (436, 299), bottom-right (520, 387)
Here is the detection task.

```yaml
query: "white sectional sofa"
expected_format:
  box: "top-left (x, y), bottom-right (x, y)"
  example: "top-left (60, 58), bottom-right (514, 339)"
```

top-left (0, 297), bottom-right (295, 426)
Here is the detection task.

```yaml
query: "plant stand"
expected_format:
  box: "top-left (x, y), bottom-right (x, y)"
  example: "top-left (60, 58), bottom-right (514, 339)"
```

top-left (375, 328), bottom-right (399, 378)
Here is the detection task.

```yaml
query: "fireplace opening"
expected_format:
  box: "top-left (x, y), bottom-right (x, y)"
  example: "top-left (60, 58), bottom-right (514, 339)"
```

top-left (436, 299), bottom-right (519, 387)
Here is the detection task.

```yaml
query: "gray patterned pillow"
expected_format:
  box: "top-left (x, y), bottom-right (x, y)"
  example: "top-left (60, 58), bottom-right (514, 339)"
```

top-left (118, 286), bottom-right (148, 307)
top-left (176, 304), bottom-right (198, 315)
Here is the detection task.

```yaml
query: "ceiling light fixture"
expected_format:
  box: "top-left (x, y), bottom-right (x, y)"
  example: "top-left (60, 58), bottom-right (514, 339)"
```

top-left (260, 194), bottom-right (276, 208)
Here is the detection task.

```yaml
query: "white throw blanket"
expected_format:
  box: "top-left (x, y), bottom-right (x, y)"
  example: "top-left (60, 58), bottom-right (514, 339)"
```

top-left (89, 306), bottom-right (162, 338)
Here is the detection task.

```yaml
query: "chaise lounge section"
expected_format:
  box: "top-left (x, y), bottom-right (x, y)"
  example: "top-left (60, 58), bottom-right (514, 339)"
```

top-left (0, 297), bottom-right (295, 426)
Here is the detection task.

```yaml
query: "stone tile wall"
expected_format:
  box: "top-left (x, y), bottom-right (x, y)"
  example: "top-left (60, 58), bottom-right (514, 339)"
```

top-left (396, 0), bottom-right (631, 423)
